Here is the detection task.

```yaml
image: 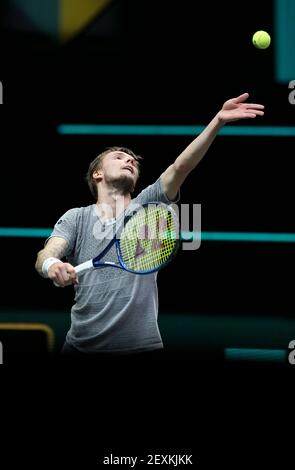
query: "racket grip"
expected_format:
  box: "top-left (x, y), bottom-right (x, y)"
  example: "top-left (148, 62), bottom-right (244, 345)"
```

top-left (74, 260), bottom-right (94, 276)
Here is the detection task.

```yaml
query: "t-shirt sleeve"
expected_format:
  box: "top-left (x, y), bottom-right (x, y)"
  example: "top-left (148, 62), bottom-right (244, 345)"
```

top-left (134, 177), bottom-right (180, 205)
top-left (45, 208), bottom-right (78, 255)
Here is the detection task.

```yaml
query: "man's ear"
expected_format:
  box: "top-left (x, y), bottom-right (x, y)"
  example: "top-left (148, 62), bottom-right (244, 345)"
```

top-left (93, 169), bottom-right (103, 182)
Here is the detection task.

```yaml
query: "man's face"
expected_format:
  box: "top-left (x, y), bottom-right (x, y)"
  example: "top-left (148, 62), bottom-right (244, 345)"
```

top-left (95, 151), bottom-right (140, 193)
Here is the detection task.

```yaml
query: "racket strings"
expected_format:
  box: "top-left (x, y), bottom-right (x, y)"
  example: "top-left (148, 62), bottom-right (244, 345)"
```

top-left (119, 206), bottom-right (178, 273)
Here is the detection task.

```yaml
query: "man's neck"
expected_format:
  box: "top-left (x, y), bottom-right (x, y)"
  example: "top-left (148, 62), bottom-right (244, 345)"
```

top-left (96, 186), bottom-right (131, 221)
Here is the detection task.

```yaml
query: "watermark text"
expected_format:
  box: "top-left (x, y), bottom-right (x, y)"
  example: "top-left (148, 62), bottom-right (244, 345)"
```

top-left (288, 340), bottom-right (295, 364)
top-left (288, 80), bottom-right (295, 104)
top-left (92, 201), bottom-right (201, 251)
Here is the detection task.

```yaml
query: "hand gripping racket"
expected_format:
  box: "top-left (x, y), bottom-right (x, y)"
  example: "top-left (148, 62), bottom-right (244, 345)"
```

top-left (75, 202), bottom-right (179, 276)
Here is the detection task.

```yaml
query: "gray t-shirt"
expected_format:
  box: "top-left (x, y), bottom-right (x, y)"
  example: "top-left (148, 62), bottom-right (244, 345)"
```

top-left (47, 178), bottom-right (178, 353)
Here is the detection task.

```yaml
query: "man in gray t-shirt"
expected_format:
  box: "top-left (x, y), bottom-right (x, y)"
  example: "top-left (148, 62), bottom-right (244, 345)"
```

top-left (51, 176), bottom-right (177, 354)
top-left (35, 93), bottom-right (265, 354)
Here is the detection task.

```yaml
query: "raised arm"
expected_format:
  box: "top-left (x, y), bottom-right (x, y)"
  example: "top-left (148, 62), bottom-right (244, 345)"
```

top-left (35, 236), bottom-right (78, 287)
top-left (161, 93), bottom-right (264, 200)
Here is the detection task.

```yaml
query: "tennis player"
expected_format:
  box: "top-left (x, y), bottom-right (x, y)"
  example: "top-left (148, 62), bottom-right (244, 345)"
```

top-left (35, 93), bottom-right (264, 357)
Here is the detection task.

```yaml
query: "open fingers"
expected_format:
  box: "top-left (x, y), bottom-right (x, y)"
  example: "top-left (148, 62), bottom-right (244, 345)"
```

top-left (247, 109), bottom-right (264, 115)
top-left (238, 112), bottom-right (261, 119)
top-left (244, 103), bottom-right (265, 110)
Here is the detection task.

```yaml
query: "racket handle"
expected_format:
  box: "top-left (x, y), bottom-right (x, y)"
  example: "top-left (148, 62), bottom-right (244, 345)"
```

top-left (74, 260), bottom-right (94, 276)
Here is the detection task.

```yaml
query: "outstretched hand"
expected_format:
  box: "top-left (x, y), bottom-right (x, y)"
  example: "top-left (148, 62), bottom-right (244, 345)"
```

top-left (217, 93), bottom-right (264, 124)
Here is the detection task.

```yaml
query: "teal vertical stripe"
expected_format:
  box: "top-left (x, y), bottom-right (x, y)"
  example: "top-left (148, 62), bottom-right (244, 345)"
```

top-left (57, 124), bottom-right (295, 137)
top-left (275, 0), bottom-right (295, 82)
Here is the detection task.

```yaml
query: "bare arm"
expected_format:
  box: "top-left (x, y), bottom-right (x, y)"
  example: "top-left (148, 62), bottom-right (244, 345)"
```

top-left (161, 93), bottom-right (265, 200)
top-left (35, 236), bottom-right (78, 287)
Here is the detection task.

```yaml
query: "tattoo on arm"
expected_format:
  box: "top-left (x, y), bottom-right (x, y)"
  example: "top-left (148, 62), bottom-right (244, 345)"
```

top-left (35, 237), bottom-right (69, 275)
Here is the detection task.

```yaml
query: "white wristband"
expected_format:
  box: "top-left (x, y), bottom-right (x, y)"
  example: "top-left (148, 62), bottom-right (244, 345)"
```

top-left (42, 257), bottom-right (62, 278)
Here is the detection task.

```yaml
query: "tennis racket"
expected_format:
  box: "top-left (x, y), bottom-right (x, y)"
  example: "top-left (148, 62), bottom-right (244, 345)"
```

top-left (75, 202), bottom-right (179, 276)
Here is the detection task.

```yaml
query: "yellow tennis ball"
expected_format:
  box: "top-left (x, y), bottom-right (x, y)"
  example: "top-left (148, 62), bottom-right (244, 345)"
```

top-left (252, 30), bottom-right (271, 49)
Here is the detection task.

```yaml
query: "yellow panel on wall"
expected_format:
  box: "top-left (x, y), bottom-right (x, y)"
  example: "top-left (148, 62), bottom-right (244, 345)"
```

top-left (60, 0), bottom-right (112, 42)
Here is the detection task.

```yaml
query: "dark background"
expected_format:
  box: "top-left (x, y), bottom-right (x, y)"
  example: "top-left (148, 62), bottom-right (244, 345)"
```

top-left (0, 0), bottom-right (294, 357)
top-left (0, 1), bottom-right (294, 468)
